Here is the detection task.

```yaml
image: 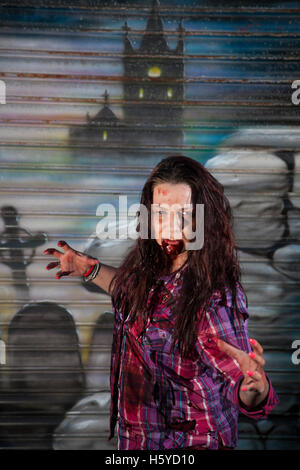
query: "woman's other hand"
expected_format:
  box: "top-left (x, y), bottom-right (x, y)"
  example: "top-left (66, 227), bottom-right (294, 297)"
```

top-left (43, 240), bottom-right (99, 279)
top-left (216, 337), bottom-right (270, 408)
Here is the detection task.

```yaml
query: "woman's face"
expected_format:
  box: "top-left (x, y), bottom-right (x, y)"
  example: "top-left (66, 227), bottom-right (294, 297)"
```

top-left (152, 182), bottom-right (193, 258)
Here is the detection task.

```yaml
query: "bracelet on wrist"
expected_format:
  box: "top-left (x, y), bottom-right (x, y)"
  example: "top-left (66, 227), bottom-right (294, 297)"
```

top-left (83, 265), bottom-right (95, 277)
top-left (82, 262), bottom-right (101, 283)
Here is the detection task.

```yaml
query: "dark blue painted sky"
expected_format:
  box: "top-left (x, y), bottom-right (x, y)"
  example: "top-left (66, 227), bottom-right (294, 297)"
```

top-left (0, 0), bottom-right (299, 163)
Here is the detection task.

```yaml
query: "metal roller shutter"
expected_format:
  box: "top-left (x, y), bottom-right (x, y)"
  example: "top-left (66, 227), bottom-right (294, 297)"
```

top-left (0, 0), bottom-right (299, 450)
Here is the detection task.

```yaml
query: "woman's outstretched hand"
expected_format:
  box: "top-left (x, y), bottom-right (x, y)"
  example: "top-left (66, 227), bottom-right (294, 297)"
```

top-left (43, 240), bottom-right (99, 279)
top-left (216, 337), bottom-right (270, 408)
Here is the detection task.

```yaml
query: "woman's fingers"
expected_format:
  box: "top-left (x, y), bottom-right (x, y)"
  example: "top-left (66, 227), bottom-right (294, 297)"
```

top-left (249, 353), bottom-right (265, 368)
top-left (57, 240), bottom-right (72, 251)
top-left (56, 270), bottom-right (73, 279)
top-left (43, 241), bottom-right (73, 258)
top-left (46, 261), bottom-right (60, 270)
top-left (246, 338), bottom-right (265, 369)
top-left (44, 241), bottom-right (99, 278)
top-left (87, 257), bottom-right (100, 265)
top-left (241, 370), bottom-right (268, 393)
top-left (214, 338), bottom-right (243, 362)
top-left (246, 369), bottom-right (263, 382)
top-left (249, 338), bottom-right (264, 356)
top-left (43, 248), bottom-right (63, 259)
top-left (248, 351), bottom-right (265, 368)
top-left (213, 337), bottom-right (267, 373)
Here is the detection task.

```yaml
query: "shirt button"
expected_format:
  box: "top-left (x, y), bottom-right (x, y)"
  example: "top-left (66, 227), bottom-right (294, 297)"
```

top-left (188, 401), bottom-right (192, 406)
top-left (152, 316), bottom-right (158, 322)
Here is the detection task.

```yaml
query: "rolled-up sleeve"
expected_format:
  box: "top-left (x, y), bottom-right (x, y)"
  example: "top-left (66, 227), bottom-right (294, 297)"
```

top-left (195, 284), bottom-right (280, 420)
top-left (233, 373), bottom-right (280, 420)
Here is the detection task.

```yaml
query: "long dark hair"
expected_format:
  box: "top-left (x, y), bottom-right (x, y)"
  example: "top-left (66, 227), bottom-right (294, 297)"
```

top-left (109, 155), bottom-right (246, 358)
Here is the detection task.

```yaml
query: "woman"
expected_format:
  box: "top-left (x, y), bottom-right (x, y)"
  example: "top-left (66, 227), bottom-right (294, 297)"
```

top-left (44, 155), bottom-right (279, 450)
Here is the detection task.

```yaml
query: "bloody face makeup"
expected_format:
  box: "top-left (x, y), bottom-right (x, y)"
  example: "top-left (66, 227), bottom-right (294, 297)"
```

top-left (152, 183), bottom-right (192, 265)
top-left (161, 238), bottom-right (184, 257)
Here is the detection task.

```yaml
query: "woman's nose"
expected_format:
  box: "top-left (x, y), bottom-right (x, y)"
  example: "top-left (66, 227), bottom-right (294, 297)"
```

top-left (167, 212), bottom-right (183, 239)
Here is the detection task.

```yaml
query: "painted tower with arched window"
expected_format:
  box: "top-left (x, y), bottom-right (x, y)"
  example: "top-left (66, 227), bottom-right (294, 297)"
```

top-left (122, 0), bottom-right (184, 146)
top-left (69, 0), bottom-right (184, 153)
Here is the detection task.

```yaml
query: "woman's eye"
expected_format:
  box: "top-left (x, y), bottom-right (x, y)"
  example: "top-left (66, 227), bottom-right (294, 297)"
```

top-left (155, 211), bottom-right (190, 216)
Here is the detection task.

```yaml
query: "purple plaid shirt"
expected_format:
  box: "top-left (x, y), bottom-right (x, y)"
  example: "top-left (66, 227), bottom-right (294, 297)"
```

top-left (108, 263), bottom-right (279, 450)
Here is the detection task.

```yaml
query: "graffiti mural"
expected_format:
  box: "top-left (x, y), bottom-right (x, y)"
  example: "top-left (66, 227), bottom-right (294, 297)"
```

top-left (0, 0), bottom-right (299, 450)
top-left (205, 133), bottom-right (300, 449)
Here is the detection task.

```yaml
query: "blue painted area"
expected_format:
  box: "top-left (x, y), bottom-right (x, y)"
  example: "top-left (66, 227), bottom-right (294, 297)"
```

top-left (1, 1), bottom-right (298, 163)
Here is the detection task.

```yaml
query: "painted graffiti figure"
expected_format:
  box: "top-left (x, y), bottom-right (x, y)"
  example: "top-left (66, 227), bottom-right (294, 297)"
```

top-left (44, 155), bottom-right (279, 450)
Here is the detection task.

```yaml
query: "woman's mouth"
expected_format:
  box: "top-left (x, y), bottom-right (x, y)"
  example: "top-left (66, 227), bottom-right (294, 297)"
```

top-left (161, 239), bottom-right (184, 256)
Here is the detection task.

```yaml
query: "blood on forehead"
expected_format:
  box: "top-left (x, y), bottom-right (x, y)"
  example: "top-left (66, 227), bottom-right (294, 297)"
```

top-left (153, 183), bottom-right (192, 207)
top-left (157, 188), bottom-right (168, 196)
